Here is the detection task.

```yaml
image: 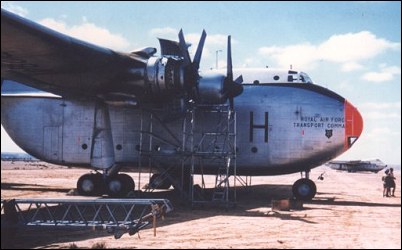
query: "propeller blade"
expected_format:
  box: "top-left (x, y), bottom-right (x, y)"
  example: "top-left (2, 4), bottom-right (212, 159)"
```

top-left (227, 35), bottom-right (233, 82)
top-left (234, 75), bottom-right (243, 84)
top-left (192, 29), bottom-right (207, 70)
top-left (224, 36), bottom-right (243, 110)
top-left (158, 38), bottom-right (181, 56)
top-left (178, 29), bottom-right (191, 66)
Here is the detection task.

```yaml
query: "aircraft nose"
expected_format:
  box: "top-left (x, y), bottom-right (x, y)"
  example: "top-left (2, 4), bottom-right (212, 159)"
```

top-left (344, 100), bottom-right (363, 150)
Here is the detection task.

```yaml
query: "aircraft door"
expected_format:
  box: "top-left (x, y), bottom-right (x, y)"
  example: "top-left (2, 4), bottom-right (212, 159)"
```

top-left (61, 100), bottom-right (95, 164)
top-left (43, 126), bottom-right (61, 161)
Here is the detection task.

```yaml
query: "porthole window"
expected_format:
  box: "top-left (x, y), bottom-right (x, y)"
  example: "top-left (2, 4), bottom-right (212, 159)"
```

top-left (81, 144), bottom-right (88, 150)
top-left (251, 147), bottom-right (258, 153)
top-left (273, 75), bottom-right (280, 81)
top-left (116, 144), bottom-right (122, 150)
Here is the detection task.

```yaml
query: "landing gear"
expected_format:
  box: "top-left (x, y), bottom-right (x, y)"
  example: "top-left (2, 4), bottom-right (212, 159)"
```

top-left (107, 174), bottom-right (135, 197)
top-left (77, 173), bottom-right (104, 196)
top-left (292, 178), bottom-right (317, 200)
top-left (77, 173), bottom-right (134, 197)
top-left (292, 170), bottom-right (317, 200)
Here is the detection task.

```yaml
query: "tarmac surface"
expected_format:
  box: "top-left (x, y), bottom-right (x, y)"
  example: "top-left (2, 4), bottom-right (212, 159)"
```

top-left (1, 161), bottom-right (401, 249)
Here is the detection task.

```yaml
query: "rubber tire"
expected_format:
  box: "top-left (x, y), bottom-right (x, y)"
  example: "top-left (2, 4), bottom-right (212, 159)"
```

top-left (77, 173), bottom-right (104, 196)
top-left (119, 173), bottom-right (135, 193)
top-left (292, 178), bottom-right (317, 201)
top-left (107, 174), bottom-right (134, 197)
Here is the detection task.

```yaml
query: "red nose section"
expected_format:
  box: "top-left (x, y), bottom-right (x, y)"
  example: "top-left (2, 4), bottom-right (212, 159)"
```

top-left (344, 100), bottom-right (363, 150)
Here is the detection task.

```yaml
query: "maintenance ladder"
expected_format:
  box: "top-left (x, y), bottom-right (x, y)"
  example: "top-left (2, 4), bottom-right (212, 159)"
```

top-left (1, 198), bottom-right (173, 239)
top-left (186, 104), bottom-right (237, 207)
top-left (137, 103), bottom-right (237, 207)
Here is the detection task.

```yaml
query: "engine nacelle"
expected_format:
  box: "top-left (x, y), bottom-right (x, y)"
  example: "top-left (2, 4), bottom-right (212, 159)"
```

top-left (144, 57), bottom-right (183, 98)
top-left (198, 73), bottom-right (227, 104)
top-left (125, 57), bottom-right (231, 105)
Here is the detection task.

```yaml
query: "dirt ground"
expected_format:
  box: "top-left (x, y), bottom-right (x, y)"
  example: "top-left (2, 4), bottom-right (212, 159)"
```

top-left (1, 161), bottom-right (401, 249)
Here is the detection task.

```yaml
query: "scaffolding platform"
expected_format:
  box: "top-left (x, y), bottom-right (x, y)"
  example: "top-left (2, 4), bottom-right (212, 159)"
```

top-left (138, 103), bottom-right (237, 207)
top-left (1, 198), bottom-right (173, 239)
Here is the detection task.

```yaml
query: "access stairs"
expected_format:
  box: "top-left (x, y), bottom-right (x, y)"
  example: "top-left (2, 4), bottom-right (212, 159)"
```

top-left (137, 103), bottom-right (237, 207)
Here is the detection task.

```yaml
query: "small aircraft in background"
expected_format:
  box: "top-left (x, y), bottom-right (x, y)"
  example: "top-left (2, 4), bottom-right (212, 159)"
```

top-left (326, 159), bottom-right (387, 173)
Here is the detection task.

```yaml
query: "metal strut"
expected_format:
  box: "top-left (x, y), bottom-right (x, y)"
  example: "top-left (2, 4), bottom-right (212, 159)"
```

top-left (1, 198), bottom-right (173, 239)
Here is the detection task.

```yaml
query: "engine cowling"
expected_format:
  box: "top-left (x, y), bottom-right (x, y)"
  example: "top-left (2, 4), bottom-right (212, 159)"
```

top-left (124, 58), bottom-right (238, 106)
top-left (119, 30), bottom-right (243, 108)
top-left (144, 57), bottom-right (184, 98)
top-left (198, 73), bottom-right (227, 104)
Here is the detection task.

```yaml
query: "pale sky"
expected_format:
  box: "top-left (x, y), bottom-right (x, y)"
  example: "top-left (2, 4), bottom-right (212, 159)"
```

top-left (1, 1), bottom-right (401, 165)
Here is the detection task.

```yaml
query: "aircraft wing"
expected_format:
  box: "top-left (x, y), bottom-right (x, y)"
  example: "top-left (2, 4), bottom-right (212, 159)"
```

top-left (1, 9), bottom-right (145, 97)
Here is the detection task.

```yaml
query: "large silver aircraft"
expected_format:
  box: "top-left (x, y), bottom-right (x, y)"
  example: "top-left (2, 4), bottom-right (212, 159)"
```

top-left (1, 9), bottom-right (363, 201)
top-left (326, 159), bottom-right (387, 173)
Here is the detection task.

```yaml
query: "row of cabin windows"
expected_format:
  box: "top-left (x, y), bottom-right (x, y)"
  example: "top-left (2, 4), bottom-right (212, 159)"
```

top-left (252, 73), bottom-right (313, 84)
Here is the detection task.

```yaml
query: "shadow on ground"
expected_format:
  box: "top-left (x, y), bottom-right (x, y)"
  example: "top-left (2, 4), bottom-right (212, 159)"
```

top-left (2, 183), bottom-right (399, 249)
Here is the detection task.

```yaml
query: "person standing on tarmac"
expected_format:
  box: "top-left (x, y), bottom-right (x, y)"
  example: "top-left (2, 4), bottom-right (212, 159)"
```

top-left (388, 168), bottom-right (396, 197)
top-left (382, 169), bottom-right (390, 197)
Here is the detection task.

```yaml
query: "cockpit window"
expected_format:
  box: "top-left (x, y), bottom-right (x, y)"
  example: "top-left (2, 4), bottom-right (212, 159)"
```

top-left (300, 72), bottom-right (313, 84)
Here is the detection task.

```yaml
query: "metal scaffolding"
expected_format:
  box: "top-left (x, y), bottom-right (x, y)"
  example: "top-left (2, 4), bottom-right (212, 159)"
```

top-left (1, 198), bottom-right (173, 239)
top-left (185, 104), bottom-right (237, 207)
top-left (138, 103), bottom-right (237, 207)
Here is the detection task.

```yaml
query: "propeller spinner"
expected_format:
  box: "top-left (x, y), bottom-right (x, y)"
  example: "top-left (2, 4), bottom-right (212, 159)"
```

top-left (154, 29), bottom-right (243, 108)
top-left (180, 31), bottom-right (243, 109)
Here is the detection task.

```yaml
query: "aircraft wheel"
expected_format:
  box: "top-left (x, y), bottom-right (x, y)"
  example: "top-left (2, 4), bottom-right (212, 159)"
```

top-left (292, 178), bottom-right (316, 201)
top-left (77, 173), bottom-right (104, 196)
top-left (149, 174), bottom-right (172, 189)
top-left (107, 174), bottom-right (134, 197)
top-left (119, 173), bottom-right (135, 193)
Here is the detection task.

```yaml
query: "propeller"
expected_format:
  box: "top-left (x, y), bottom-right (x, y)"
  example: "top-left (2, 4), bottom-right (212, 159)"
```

top-left (163, 30), bottom-right (243, 108)
top-left (178, 29), bottom-right (207, 101)
top-left (223, 35), bottom-right (243, 110)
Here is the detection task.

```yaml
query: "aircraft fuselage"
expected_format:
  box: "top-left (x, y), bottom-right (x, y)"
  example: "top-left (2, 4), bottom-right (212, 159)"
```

top-left (1, 78), bottom-right (362, 176)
